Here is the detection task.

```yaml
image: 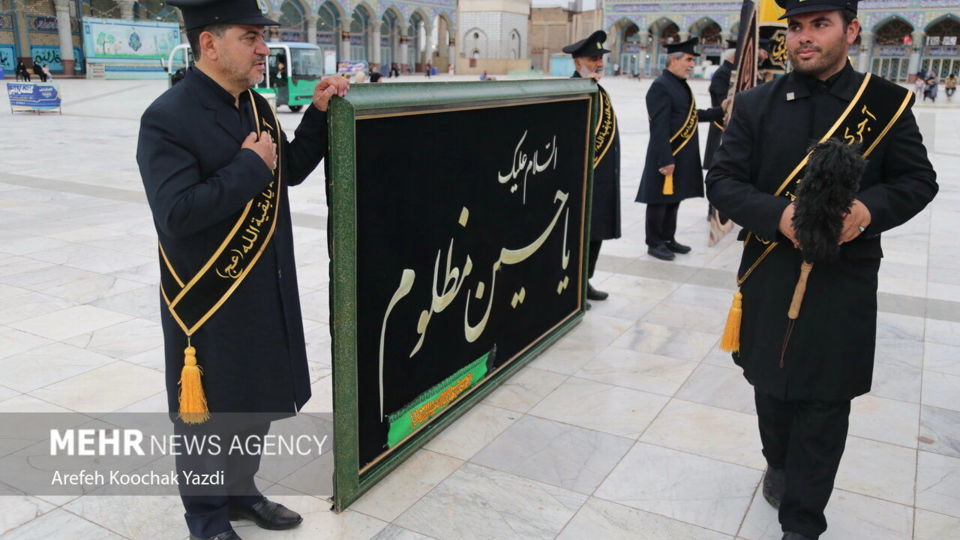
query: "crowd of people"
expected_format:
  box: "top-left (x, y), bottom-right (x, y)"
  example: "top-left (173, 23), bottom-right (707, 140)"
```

top-left (916, 69), bottom-right (958, 103)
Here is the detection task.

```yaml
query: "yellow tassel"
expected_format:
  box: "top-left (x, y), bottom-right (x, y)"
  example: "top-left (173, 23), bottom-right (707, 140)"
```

top-left (663, 173), bottom-right (674, 195)
top-left (178, 345), bottom-right (210, 424)
top-left (720, 291), bottom-right (743, 352)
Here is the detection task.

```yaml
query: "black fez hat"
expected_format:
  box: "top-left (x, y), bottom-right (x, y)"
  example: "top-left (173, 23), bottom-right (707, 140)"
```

top-left (167, 0), bottom-right (279, 31)
top-left (665, 37), bottom-right (700, 57)
top-left (563, 30), bottom-right (611, 57)
top-left (775, 0), bottom-right (858, 20)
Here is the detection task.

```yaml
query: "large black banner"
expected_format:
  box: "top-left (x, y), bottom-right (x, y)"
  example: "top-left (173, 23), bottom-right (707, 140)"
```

top-left (353, 97), bottom-right (591, 470)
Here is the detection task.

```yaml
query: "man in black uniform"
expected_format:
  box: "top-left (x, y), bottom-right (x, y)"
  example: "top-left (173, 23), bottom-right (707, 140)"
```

top-left (703, 40), bottom-right (736, 172)
top-left (706, 1), bottom-right (937, 538)
top-left (637, 38), bottom-right (726, 261)
top-left (137, 1), bottom-right (348, 538)
top-left (564, 30), bottom-right (621, 302)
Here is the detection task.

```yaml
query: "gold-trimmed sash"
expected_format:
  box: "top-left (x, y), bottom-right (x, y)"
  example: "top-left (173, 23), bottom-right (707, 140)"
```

top-left (720, 74), bottom-right (914, 353)
top-left (662, 86), bottom-right (698, 195)
top-left (158, 89), bottom-right (284, 422)
top-left (594, 86), bottom-right (617, 167)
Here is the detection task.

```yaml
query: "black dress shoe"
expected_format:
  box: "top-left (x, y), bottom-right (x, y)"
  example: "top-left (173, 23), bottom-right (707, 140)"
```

top-left (647, 244), bottom-right (675, 261)
top-left (665, 240), bottom-right (692, 254)
top-left (782, 532), bottom-right (815, 540)
top-left (229, 498), bottom-right (302, 530)
top-left (190, 530), bottom-right (241, 540)
top-left (587, 283), bottom-right (609, 301)
top-left (763, 467), bottom-right (786, 509)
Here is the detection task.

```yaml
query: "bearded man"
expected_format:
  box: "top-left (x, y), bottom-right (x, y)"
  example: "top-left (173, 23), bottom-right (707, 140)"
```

top-left (705, 0), bottom-right (937, 538)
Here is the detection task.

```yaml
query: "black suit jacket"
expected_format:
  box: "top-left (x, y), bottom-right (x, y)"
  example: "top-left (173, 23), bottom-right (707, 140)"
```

top-left (637, 70), bottom-right (723, 204)
top-left (572, 72), bottom-right (621, 240)
top-left (705, 64), bottom-right (937, 400)
top-left (137, 67), bottom-right (328, 414)
top-left (703, 60), bottom-right (733, 170)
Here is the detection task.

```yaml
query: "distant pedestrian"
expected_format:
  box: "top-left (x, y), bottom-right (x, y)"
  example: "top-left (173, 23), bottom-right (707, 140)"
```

top-left (42, 64), bottom-right (53, 81)
top-left (16, 60), bottom-right (30, 82)
top-left (946, 73), bottom-right (957, 102)
top-left (923, 75), bottom-right (938, 102)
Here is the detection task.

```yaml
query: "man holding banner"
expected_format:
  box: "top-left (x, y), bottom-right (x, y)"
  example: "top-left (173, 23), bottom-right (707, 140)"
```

top-left (137, 0), bottom-right (348, 538)
top-left (706, 1), bottom-right (937, 538)
top-left (637, 38), bottom-right (726, 261)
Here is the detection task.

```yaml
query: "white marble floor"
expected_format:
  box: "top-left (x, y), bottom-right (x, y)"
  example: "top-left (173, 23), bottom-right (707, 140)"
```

top-left (1, 74), bottom-right (959, 540)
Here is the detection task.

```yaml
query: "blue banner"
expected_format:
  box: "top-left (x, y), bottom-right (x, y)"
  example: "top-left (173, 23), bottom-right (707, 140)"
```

top-left (6, 82), bottom-right (62, 111)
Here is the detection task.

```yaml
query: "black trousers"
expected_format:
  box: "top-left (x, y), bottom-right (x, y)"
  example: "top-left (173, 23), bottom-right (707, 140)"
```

top-left (755, 390), bottom-right (851, 539)
top-left (588, 239), bottom-right (602, 279)
top-left (645, 202), bottom-right (680, 246)
top-left (177, 420), bottom-right (271, 538)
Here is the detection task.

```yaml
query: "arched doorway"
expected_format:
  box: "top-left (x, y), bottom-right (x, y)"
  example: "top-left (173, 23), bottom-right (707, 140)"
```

top-left (279, 0), bottom-right (307, 42)
top-left (922, 16), bottom-right (960, 79)
top-left (134, 0), bottom-right (179, 22)
top-left (408, 11), bottom-right (427, 71)
top-left (650, 18), bottom-right (679, 75)
top-left (691, 18), bottom-right (722, 65)
top-left (871, 17), bottom-right (913, 82)
top-left (431, 14), bottom-right (454, 72)
top-left (380, 9), bottom-right (400, 74)
top-left (350, 5), bottom-right (372, 63)
top-left (613, 20), bottom-right (641, 76)
top-left (86, 0), bottom-right (121, 18)
top-left (316, 1), bottom-right (341, 62)
top-left (463, 27), bottom-right (486, 60)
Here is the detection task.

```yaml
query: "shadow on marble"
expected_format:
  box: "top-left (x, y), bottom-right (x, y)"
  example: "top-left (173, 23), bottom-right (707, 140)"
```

top-left (676, 363), bottom-right (756, 415)
top-left (351, 449), bottom-right (463, 522)
top-left (595, 443), bottom-right (761, 535)
top-left (640, 399), bottom-right (764, 470)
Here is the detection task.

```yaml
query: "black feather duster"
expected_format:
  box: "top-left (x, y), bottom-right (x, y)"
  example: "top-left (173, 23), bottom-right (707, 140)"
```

top-left (793, 138), bottom-right (866, 263)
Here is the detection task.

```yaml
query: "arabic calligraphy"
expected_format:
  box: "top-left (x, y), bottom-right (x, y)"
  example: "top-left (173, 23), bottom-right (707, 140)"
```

top-left (215, 181), bottom-right (276, 279)
top-left (377, 190), bottom-right (572, 419)
top-left (497, 130), bottom-right (559, 204)
top-left (843, 105), bottom-right (877, 145)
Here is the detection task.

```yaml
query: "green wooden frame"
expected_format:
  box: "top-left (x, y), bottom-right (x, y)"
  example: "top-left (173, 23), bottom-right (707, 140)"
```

top-left (327, 79), bottom-right (599, 511)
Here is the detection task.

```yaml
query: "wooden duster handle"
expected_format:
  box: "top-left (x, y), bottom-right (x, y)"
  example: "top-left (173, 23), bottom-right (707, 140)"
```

top-left (788, 262), bottom-right (814, 320)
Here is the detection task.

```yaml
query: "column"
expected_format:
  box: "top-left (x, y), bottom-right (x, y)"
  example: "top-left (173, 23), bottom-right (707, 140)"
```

top-left (119, 0), bottom-right (135, 21)
top-left (399, 35), bottom-right (408, 72)
top-left (425, 25), bottom-right (435, 65)
top-left (371, 27), bottom-right (381, 66)
top-left (307, 15), bottom-right (319, 45)
top-left (448, 37), bottom-right (456, 71)
top-left (53, 0), bottom-right (76, 75)
top-left (14, 0), bottom-right (30, 65)
top-left (857, 31), bottom-right (873, 73)
top-left (678, 31), bottom-right (690, 43)
top-left (341, 31), bottom-right (351, 61)
top-left (907, 31), bottom-right (924, 76)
